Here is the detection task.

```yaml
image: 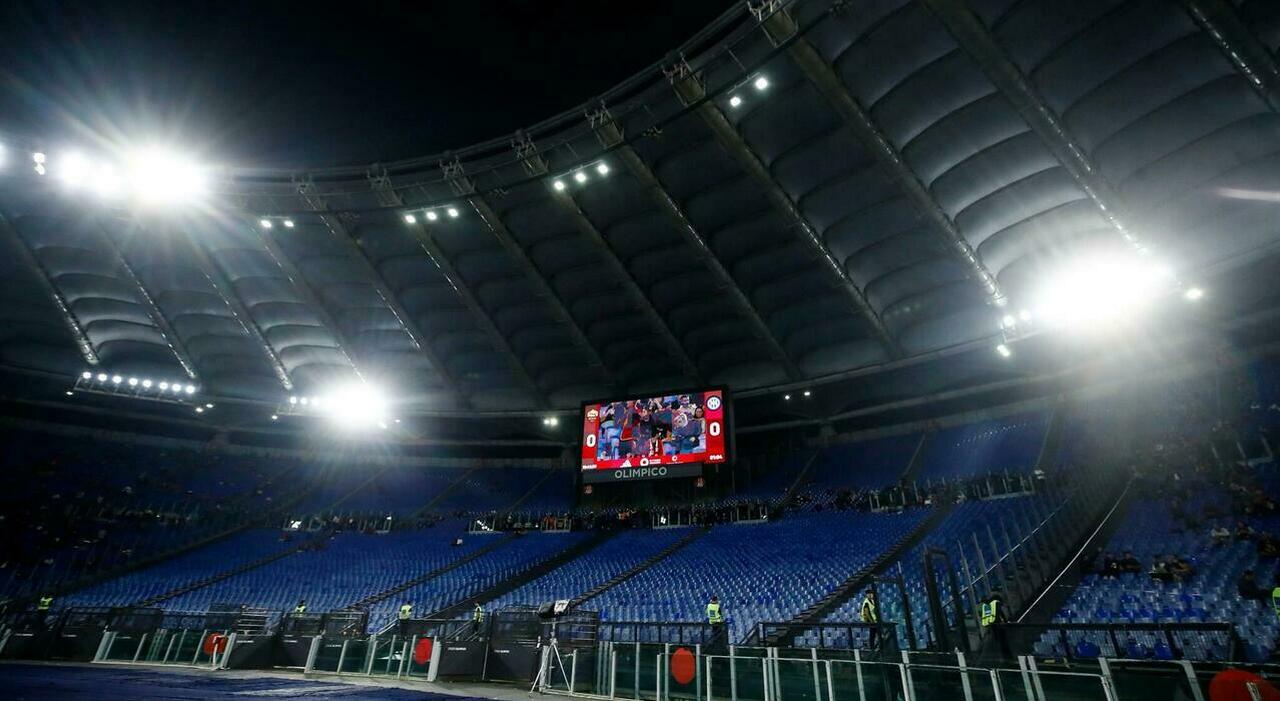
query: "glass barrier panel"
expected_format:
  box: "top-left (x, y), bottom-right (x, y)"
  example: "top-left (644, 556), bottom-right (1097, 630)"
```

top-left (615, 643), bottom-right (639, 699)
top-left (828, 659), bottom-right (906, 701)
top-left (340, 638), bottom-right (370, 673)
top-left (311, 638), bottom-right (345, 673)
top-left (105, 632), bottom-right (144, 661)
top-left (173, 630), bottom-right (202, 664)
top-left (368, 636), bottom-right (398, 676)
top-left (732, 655), bottom-right (767, 701)
top-left (775, 657), bottom-right (825, 701)
top-left (141, 630), bottom-right (170, 662)
top-left (705, 655), bottom-right (733, 701)
top-left (907, 664), bottom-right (972, 701)
top-left (1030, 670), bottom-right (1111, 701)
top-left (1104, 660), bottom-right (1198, 701)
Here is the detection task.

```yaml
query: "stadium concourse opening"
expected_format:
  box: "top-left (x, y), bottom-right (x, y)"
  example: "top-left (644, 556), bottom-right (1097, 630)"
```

top-left (10, 0), bottom-right (1280, 699)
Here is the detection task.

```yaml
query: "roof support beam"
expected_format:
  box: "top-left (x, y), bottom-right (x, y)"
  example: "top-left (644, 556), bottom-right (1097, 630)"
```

top-left (512, 135), bottom-right (705, 382)
top-left (95, 219), bottom-right (200, 380)
top-left (1181, 0), bottom-right (1280, 114)
top-left (246, 213), bottom-right (366, 384)
top-left (753, 3), bottom-right (1006, 308)
top-left (587, 107), bottom-right (805, 381)
top-left (665, 60), bottom-right (903, 359)
top-left (365, 168), bottom-right (548, 408)
top-left (169, 222), bottom-right (294, 390)
top-left (917, 0), bottom-right (1146, 251)
top-left (0, 209), bottom-right (100, 367)
top-left (440, 158), bottom-right (620, 391)
top-left (294, 179), bottom-right (470, 408)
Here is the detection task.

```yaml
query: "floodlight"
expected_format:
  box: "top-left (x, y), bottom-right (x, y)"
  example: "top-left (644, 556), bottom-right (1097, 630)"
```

top-left (159, 382), bottom-right (169, 390)
top-left (259, 219), bottom-right (273, 229)
top-left (97, 373), bottom-right (108, 382)
top-left (142, 379), bottom-right (152, 388)
top-left (403, 213), bottom-right (417, 224)
top-left (124, 148), bottom-right (206, 205)
top-left (378, 422), bottom-right (388, 430)
top-left (317, 381), bottom-right (390, 429)
top-left (271, 414), bottom-right (279, 421)
top-left (446, 207), bottom-right (459, 218)
top-left (1032, 251), bottom-right (1172, 331)
top-left (205, 403), bottom-right (214, 409)
top-left (1019, 309), bottom-right (1032, 322)
top-left (573, 171), bottom-right (587, 184)
top-left (185, 384), bottom-right (196, 394)
top-left (82, 371), bottom-right (92, 380)
top-left (783, 394), bottom-right (791, 401)
top-left (803, 390), bottom-right (811, 397)
top-left (283, 219), bottom-right (295, 228)
top-left (65, 391), bottom-right (74, 396)
top-left (995, 344), bottom-right (1012, 358)
top-left (553, 180), bottom-right (566, 191)
top-left (300, 397), bottom-right (309, 405)
top-left (426, 210), bottom-right (438, 221)
top-left (195, 406), bottom-right (204, 414)
top-left (289, 396), bottom-right (298, 404)
top-left (93, 166), bottom-right (121, 198)
top-left (59, 152), bottom-right (90, 187)
top-left (753, 76), bottom-right (769, 91)
top-left (595, 162), bottom-right (609, 176)
top-left (729, 95), bottom-right (743, 108)
top-left (1001, 314), bottom-right (1016, 328)
top-left (32, 152), bottom-right (46, 164)
top-left (111, 375), bottom-right (122, 384)
top-left (34, 163), bottom-right (46, 176)
top-left (1184, 287), bottom-right (1204, 301)
top-left (128, 377), bottom-right (138, 386)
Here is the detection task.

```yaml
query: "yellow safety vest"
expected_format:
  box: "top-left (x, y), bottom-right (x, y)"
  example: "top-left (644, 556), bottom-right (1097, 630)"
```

top-left (399, 604), bottom-right (412, 621)
top-left (980, 601), bottom-right (999, 627)
top-left (1272, 587), bottom-right (1280, 618)
top-left (37, 596), bottom-right (52, 612)
top-left (860, 597), bottom-right (878, 623)
top-left (706, 602), bottom-right (723, 624)
top-left (294, 604), bottom-right (307, 614)
top-left (473, 606), bottom-right (484, 623)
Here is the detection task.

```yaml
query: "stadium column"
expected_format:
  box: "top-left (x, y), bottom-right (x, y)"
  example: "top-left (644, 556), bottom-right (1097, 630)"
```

top-left (917, 0), bottom-right (1150, 253)
top-left (587, 106), bottom-right (806, 382)
top-left (664, 58), bottom-right (904, 360)
top-left (0, 209), bottom-right (100, 366)
top-left (752, 1), bottom-right (1007, 309)
top-left (1180, 0), bottom-right (1280, 114)
top-left (94, 216), bottom-right (200, 381)
top-left (293, 177), bottom-right (472, 410)
top-left (364, 167), bottom-right (550, 409)
top-left (440, 157), bottom-right (624, 394)
top-left (511, 132), bottom-right (705, 383)
top-left (169, 220), bottom-right (294, 391)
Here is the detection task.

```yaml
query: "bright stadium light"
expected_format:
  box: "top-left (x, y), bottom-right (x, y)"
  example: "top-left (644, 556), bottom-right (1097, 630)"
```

top-left (996, 343), bottom-right (1012, 358)
top-left (96, 373), bottom-right (108, 382)
top-left (259, 219), bottom-right (273, 229)
top-left (300, 397), bottom-right (309, 406)
top-left (403, 213), bottom-right (417, 224)
top-left (1032, 251), bottom-right (1174, 332)
top-left (317, 381), bottom-right (390, 430)
top-left (803, 390), bottom-right (812, 397)
top-left (573, 171), bottom-right (587, 184)
top-left (128, 377), bottom-right (138, 386)
top-left (446, 207), bottom-right (459, 218)
top-left (783, 394), bottom-right (791, 401)
top-left (111, 375), bottom-right (122, 384)
top-left (93, 165), bottom-right (121, 198)
top-left (753, 76), bottom-right (769, 91)
top-left (185, 384), bottom-right (196, 394)
top-left (553, 180), bottom-right (566, 191)
top-left (283, 219), bottom-right (295, 228)
top-left (426, 210), bottom-right (438, 221)
top-left (32, 152), bottom-right (46, 165)
top-left (1184, 287), bottom-right (1204, 301)
top-left (1001, 314), bottom-right (1016, 328)
top-left (729, 95), bottom-right (743, 108)
top-left (271, 414), bottom-right (279, 421)
top-left (124, 148), bottom-right (206, 205)
top-left (159, 381), bottom-right (169, 391)
top-left (595, 162), bottom-right (609, 176)
top-left (142, 379), bottom-right (152, 388)
top-left (58, 152), bottom-right (90, 187)
top-left (195, 406), bottom-right (204, 414)
top-left (1019, 309), bottom-right (1032, 322)
top-left (82, 371), bottom-right (92, 380)
top-left (205, 403), bottom-right (214, 408)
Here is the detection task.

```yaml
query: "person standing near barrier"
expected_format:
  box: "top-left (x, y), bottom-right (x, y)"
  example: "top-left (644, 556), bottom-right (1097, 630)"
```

top-left (859, 590), bottom-right (879, 649)
top-left (980, 590), bottom-right (1011, 658)
top-left (472, 603), bottom-right (485, 636)
top-left (706, 595), bottom-right (726, 650)
top-left (35, 594), bottom-right (53, 631)
top-left (294, 599), bottom-right (307, 614)
top-left (398, 601), bottom-right (413, 636)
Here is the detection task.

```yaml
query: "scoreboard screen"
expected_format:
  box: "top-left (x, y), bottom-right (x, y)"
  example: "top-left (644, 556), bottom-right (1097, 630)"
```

top-left (580, 388), bottom-right (730, 483)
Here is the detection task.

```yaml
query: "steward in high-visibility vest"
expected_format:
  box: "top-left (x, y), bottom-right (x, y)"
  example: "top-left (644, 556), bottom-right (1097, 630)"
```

top-left (294, 600), bottom-right (307, 614)
top-left (860, 591), bottom-right (880, 648)
top-left (980, 600), bottom-right (999, 627)
top-left (1271, 587), bottom-right (1280, 618)
top-left (706, 597), bottom-right (723, 624)
top-left (473, 604), bottom-right (484, 624)
top-left (399, 602), bottom-right (413, 621)
top-left (36, 596), bottom-right (53, 612)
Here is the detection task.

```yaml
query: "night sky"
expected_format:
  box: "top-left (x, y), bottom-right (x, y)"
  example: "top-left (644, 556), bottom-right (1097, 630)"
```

top-left (0, 0), bottom-right (732, 168)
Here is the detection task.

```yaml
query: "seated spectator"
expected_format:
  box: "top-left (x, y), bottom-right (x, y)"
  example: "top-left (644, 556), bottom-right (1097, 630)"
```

top-left (1259, 533), bottom-right (1280, 559)
top-left (1210, 524), bottom-right (1230, 546)
top-left (1238, 569), bottom-right (1268, 601)
top-left (1169, 557), bottom-right (1194, 582)
top-left (1235, 521), bottom-right (1256, 541)
top-left (1101, 552), bottom-right (1120, 579)
top-left (1118, 551), bottom-right (1142, 574)
top-left (1149, 556), bottom-right (1172, 583)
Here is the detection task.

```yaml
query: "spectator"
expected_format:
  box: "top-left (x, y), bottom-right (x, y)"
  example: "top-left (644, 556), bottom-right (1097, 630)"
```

top-left (1149, 556), bottom-right (1172, 583)
top-left (1239, 570), bottom-right (1268, 602)
top-left (1102, 552), bottom-right (1121, 579)
top-left (1210, 524), bottom-right (1230, 546)
top-left (1170, 556), bottom-right (1195, 583)
top-left (1236, 521), bottom-right (1256, 541)
top-left (1260, 534), bottom-right (1280, 559)
top-left (1118, 551), bottom-right (1142, 574)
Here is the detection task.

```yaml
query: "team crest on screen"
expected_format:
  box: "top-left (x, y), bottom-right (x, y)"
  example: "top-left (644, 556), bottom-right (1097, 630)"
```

top-left (586, 408), bottom-right (599, 421)
top-left (706, 396), bottom-right (721, 411)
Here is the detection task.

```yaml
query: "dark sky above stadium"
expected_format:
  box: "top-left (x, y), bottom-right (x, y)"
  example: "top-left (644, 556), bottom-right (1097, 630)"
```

top-left (0, 0), bottom-right (731, 168)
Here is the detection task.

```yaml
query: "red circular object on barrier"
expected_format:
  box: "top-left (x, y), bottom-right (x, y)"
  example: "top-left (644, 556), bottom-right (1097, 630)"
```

top-left (414, 637), bottom-right (434, 665)
top-left (1210, 669), bottom-right (1280, 701)
top-left (670, 647), bottom-right (696, 686)
top-left (202, 633), bottom-right (228, 656)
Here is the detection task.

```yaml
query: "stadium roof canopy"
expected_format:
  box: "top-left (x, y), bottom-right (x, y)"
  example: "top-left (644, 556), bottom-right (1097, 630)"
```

top-left (2, 0), bottom-right (1280, 436)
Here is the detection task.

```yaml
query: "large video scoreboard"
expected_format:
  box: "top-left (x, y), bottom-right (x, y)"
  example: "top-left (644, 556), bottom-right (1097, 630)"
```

top-left (580, 388), bottom-right (731, 483)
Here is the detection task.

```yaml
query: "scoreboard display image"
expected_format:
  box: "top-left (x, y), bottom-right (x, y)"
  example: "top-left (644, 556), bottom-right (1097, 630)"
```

top-left (580, 388), bottom-right (730, 483)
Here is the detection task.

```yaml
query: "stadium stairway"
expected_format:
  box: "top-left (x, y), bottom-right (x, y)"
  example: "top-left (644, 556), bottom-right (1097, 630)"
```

top-left (345, 533), bottom-right (520, 612)
top-left (412, 466), bottom-right (479, 517)
top-left (503, 468), bottom-right (561, 513)
top-left (898, 428), bottom-right (936, 484)
top-left (428, 530), bottom-right (618, 619)
top-left (775, 501), bottom-right (956, 638)
top-left (571, 526), bottom-right (710, 608)
top-left (771, 450), bottom-right (822, 513)
top-left (133, 538), bottom-right (313, 607)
